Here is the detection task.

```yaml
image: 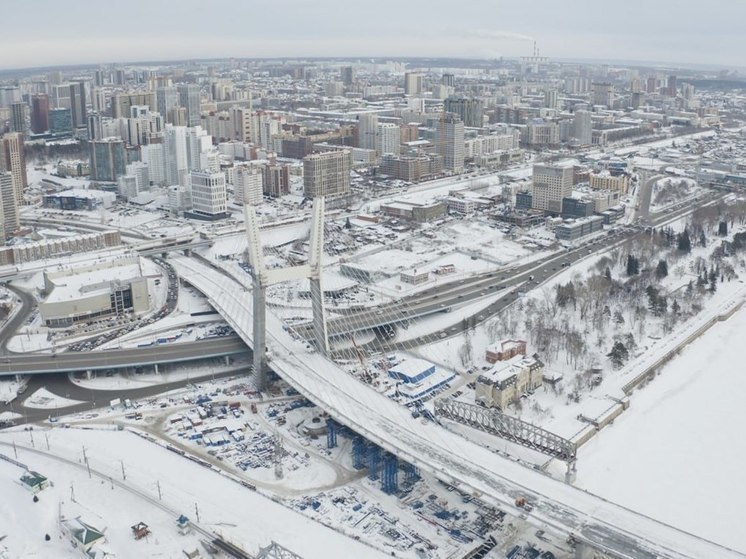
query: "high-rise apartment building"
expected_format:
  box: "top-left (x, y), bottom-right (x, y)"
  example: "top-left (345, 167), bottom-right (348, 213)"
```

top-left (69, 81), bottom-right (87, 128)
top-left (126, 161), bottom-right (150, 192)
top-left (591, 83), bottom-right (614, 108)
top-left (90, 87), bottom-right (106, 114)
top-left (442, 73), bottom-right (455, 87)
top-left (340, 66), bottom-right (354, 86)
top-left (31, 94), bottom-right (50, 134)
top-left (10, 103), bottom-right (27, 136)
top-left (89, 138), bottom-right (126, 182)
top-left (262, 164), bottom-right (290, 198)
top-left (444, 97), bottom-right (484, 128)
top-left (94, 69), bottom-right (105, 87)
top-left (234, 165), bottom-right (263, 205)
top-left (177, 84), bottom-right (201, 127)
top-left (229, 106), bottom-right (252, 143)
top-left (357, 113), bottom-right (378, 151)
top-left (303, 151), bottom-right (351, 198)
top-left (0, 172), bottom-right (19, 242)
top-left (164, 125), bottom-right (189, 186)
top-left (404, 72), bottom-right (424, 95)
top-left (156, 86), bottom-right (179, 123)
top-left (646, 76), bottom-right (658, 94)
top-left (376, 123), bottom-right (400, 156)
top-left (0, 87), bottom-right (21, 108)
top-left (112, 92), bottom-right (156, 119)
top-left (532, 163), bottom-right (573, 214)
top-left (667, 75), bottom-right (678, 97)
top-left (0, 133), bottom-right (28, 205)
top-left (140, 142), bottom-right (166, 186)
top-left (49, 108), bottom-right (73, 136)
top-left (435, 113), bottom-right (465, 173)
top-left (189, 170), bottom-right (227, 219)
top-left (573, 110), bottom-right (592, 146)
top-left (186, 126), bottom-right (213, 172)
top-left (544, 89), bottom-right (559, 110)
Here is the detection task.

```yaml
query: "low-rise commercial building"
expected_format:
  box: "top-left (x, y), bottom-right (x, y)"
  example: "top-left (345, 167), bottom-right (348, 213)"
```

top-left (388, 358), bottom-right (455, 401)
top-left (40, 256), bottom-right (150, 327)
top-left (475, 354), bottom-right (544, 410)
top-left (380, 200), bottom-right (447, 222)
top-left (485, 339), bottom-right (527, 363)
top-left (400, 269), bottom-right (430, 285)
top-left (379, 153), bottom-right (443, 182)
top-left (0, 230), bottom-right (121, 266)
top-left (589, 172), bottom-right (630, 194)
top-left (43, 189), bottom-right (116, 210)
top-left (555, 215), bottom-right (604, 241)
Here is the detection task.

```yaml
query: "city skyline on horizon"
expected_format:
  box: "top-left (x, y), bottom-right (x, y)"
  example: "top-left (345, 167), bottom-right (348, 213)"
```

top-left (1, 0), bottom-right (744, 71)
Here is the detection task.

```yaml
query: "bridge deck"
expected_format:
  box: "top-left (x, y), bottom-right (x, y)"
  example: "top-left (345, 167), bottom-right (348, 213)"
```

top-left (171, 255), bottom-right (744, 559)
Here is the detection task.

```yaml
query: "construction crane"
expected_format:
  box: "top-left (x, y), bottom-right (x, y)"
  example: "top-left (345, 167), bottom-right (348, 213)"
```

top-left (350, 335), bottom-right (373, 384)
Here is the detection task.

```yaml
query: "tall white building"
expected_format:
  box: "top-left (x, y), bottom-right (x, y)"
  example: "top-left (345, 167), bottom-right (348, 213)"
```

top-left (573, 110), bottom-right (592, 146)
top-left (117, 174), bottom-right (138, 200)
top-left (164, 125), bottom-right (189, 186)
top-left (250, 112), bottom-right (280, 150)
top-left (126, 105), bottom-right (162, 147)
top-left (189, 170), bottom-right (227, 219)
top-left (532, 163), bottom-right (574, 214)
top-left (140, 143), bottom-right (166, 186)
top-left (233, 165), bottom-right (263, 205)
top-left (126, 161), bottom-right (150, 192)
top-left (376, 122), bottom-right (400, 156)
top-left (186, 126), bottom-right (213, 173)
top-left (168, 185), bottom-right (191, 213)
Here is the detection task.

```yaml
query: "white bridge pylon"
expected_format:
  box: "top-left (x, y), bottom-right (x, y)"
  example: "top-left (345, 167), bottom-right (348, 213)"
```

top-left (244, 197), bottom-right (329, 389)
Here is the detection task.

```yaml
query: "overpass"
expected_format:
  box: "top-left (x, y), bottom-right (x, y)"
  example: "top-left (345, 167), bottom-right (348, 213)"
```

top-left (170, 254), bottom-right (744, 559)
top-left (0, 337), bottom-right (248, 376)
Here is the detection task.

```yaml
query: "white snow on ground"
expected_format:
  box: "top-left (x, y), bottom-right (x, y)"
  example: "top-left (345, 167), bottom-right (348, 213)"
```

top-left (206, 221), bottom-right (312, 259)
top-left (6, 332), bottom-right (49, 353)
top-left (0, 428), bottom-right (386, 559)
top-left (364, 174), bottom-right (502, 213)
top-left (576, 301), bottom-right (746, 554)
top-left (650, 177), bottom-right (700, 213)
top-left (173, 255), bottom-right (743, 558)
top-left (0, 378), bottom-right (25, 404)
top-left (70, 360), bottom-right (250, 391)
top-left (0, 411), bottom-right (21, 422)
top-left (23, 388), bottom-right (84, 409)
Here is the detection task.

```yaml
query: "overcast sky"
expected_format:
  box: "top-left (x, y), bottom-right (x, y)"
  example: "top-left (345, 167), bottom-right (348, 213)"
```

top-left (1, 0), bottom-right (743, 70)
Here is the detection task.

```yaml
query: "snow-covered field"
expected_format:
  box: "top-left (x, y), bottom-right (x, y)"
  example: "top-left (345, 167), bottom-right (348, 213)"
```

top-left (23, 388), bottom-right (84, 410)
top-left (0, 378), bottom-right (26, 404)
top-left (576, 300), bottom-right (746, 554)
top-left (0, 428), bottom-right (387, 559)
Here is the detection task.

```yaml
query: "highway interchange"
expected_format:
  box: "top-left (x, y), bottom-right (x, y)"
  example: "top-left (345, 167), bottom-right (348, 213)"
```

top-left (0, 185), bottom-right (723, 376)
top-left (0, 164), bottom-right (734, 558)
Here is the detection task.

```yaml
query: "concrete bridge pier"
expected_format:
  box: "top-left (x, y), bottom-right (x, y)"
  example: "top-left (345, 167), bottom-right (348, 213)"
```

top-left (86, 369), bottom-right (93, 380)
top-left (153, 363), bottom-right (159, 375)
top-left (565, 460), bottom-right (577, 484)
